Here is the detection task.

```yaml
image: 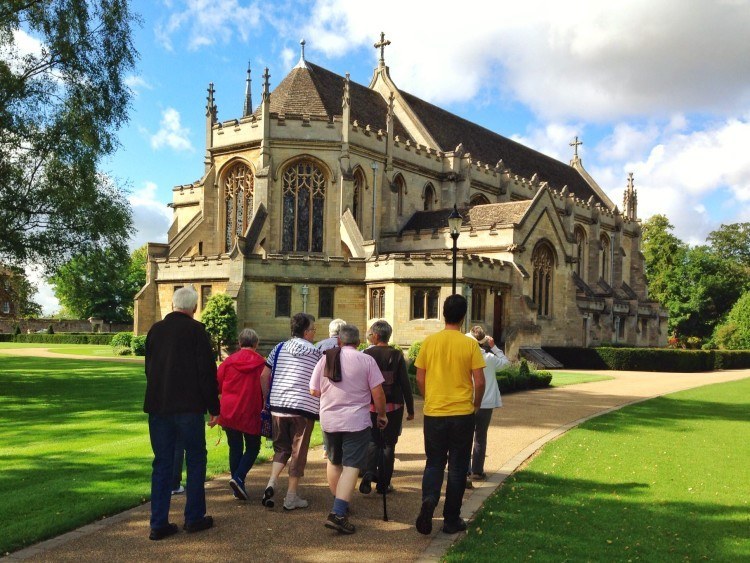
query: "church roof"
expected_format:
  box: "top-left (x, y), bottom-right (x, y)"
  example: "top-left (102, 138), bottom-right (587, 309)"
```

top-left (261, 63), bottom-right (413, 141)
top-left (398, 90), bottom-right (602, 205)
top-left (400, 200), bottom-right (532, 233)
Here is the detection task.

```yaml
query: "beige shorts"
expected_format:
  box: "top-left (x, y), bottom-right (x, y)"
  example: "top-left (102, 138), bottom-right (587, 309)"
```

top-left (271, 415), bottom-right (315, 477)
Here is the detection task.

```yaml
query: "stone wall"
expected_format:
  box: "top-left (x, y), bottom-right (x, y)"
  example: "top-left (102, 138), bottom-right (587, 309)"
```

top-left (0, 318), bottom-right (132, 334)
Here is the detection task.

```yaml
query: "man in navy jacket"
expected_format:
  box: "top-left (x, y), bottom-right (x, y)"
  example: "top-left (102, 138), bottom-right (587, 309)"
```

top-left (144, 286), bottom-right (219, 540)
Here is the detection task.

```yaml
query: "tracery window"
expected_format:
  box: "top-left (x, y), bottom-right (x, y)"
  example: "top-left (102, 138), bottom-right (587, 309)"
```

top-left (369, 287), bottom-right (385, 319)
top-left (600, 233), bottom-right (610, 281)
top-left (423, 183), bottom-right (436, 211)
top-left (574, 225), bottom-right (587, 277)
top-left (224, 163), bottom-right (254, 252)
top-left (411, 287), bottom-right (440, 319)
top-left (282, 161), bottom-right (326, 252)
top-left (532, 242), bottom-right (554, 317)
top-left (352, 168), bottom-right (364, 227)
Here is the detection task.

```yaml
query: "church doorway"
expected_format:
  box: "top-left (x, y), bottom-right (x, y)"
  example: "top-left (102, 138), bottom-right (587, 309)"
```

top-left (493, 292), bottom-right (504, 348)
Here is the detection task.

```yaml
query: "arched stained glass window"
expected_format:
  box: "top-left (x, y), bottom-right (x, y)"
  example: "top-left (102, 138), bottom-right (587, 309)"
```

top-left (282, 161), bottom-right (326, 252)
top-left (394, 175), bottom-right (405, 216)
top-left (224, 163), bottom-right (254, 252)
top-left (574, 225), bottom-right (587, 277)
top-left (423, 183), bottom-right (436, 211)
top-left (352, 168), bottom-right (364, 227)
top-left (600, 233), bottom-right (610, 281)
top-left (532, 242), bottom-right (554, 317)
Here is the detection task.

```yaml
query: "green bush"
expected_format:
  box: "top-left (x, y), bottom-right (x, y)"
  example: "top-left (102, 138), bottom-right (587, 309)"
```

top-left (407, 340), bottom-right (422, 363)
top-left (110, 331), bottom-right (133, 349)
top-left (10, 333), bottom-right (114, 345)
top-left (543, 346), bottom-right (750, 371)
top-left (113, 345), bottom-right (133, 356)
top-left (46, 325), bottom-right (54, 334)
top-left (0, 334), bottom-right (12, 342)
top-left (131, 335), bottom-right (146, 356)
top-left (495, 361), bottom-right (552, 393)
top-left (13, 325), bottom-right (21, 336)
top-left (201, 293), bottom-right (238, 359)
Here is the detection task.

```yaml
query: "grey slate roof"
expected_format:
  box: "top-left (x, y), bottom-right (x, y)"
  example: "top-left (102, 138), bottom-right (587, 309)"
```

top-left (400, 200), bottom-right (532, 233)
top-left (399, 90), bottom-right (602, 204)
top-left (259, 63), bottom-right (413, 141)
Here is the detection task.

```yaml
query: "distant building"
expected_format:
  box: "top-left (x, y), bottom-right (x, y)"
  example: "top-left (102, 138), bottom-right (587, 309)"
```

top-left (134, 37), bottom-right (667, 359)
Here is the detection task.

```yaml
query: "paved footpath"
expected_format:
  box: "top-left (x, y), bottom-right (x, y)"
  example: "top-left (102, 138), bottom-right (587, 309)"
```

top-left (5, 368), bottom-right (749, 562)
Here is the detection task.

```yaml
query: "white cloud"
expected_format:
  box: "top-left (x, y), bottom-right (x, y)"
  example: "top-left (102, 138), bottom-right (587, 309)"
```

top-left (150, 107), bottom-right (194, 152)
top-left (155, 0), bottom-right (262, 52)
top-left (511, 123), bottom-right (583, 162)
top-left (124, 75), bottom-right (153, 95)
top-left (587, 115), bottom-right (750, 244)
top-left (298, 0), bottom-right (750, 120)
top-left (128, 181), bottom-right (172, 250)
top-left (24, 265), bottom-right (59, 317)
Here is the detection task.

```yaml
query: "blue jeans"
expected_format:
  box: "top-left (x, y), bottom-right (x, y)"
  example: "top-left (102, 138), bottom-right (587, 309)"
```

top-left (172, 435), bottom-right (184, 490)
top-left (149, 413), bottom-right (207, 529)
top-left (422, 413), bottom-right (474, 522)
top-left (224, 428), bottom-right (260, 486)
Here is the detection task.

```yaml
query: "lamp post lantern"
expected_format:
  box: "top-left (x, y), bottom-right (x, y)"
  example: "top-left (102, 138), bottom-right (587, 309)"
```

top-left (448, 205), bottom-right (462, 295)
top-left (300, 284), bottom-right (309, 312)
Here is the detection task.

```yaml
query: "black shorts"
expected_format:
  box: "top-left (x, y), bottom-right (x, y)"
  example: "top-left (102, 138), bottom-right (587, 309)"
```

top-left (323, 427), bottom-right (371, 468)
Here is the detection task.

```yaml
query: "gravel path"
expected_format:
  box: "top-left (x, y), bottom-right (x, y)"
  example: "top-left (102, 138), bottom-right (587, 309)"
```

top-left (4, 366), bottom-right (748, 562)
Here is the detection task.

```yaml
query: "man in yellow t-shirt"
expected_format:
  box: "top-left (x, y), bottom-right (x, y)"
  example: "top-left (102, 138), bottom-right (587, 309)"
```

top-left (414, 294), bottom-right (485, 535)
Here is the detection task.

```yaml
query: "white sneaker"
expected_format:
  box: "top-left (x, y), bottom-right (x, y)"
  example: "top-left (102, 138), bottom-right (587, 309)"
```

top-left (283, 495), bottom-right (309, 510)
top-left (171, 485), bottom-right (185, 495)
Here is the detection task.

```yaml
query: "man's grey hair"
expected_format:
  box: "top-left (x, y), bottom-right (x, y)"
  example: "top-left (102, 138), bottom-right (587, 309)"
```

top-left (328, 318), bottom-right (347, 337)
top-left (369, 320), bottom-right (392, 344)
top-left (173, 287), bottom-right (198, 311)
top-left (238, 328), bottom-right (259, 348)
top-left (338, 324), bottom-right (360, 346)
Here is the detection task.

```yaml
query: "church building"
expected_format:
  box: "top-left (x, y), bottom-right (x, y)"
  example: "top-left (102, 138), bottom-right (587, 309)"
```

top-left (134, 36), bottom-right (668, 360)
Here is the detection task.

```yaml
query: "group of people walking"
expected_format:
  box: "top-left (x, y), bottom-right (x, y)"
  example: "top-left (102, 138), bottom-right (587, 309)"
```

top-left (143, 287), bottom-right (507, 541)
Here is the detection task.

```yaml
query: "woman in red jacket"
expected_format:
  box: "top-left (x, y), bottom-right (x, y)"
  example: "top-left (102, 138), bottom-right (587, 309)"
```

top-left (215, 328), bottom-right (265, 500)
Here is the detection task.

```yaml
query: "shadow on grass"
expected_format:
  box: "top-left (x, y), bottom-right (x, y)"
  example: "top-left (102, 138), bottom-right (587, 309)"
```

top-left (449, 470), bottom-right (749, 562)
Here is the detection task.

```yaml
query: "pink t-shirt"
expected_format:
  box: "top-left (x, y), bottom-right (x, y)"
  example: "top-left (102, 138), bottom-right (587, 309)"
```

top-left (310, 346), bottom-right (385, 433)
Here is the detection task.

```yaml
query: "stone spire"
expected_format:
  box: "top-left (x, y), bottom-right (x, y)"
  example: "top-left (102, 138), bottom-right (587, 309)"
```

top-left (243, 62), bottom-right (252, 117)
top-left (294, 38), bottom-right (310, 69)
top-left (261, 67), bottom-right (270, 102)
top-left (624, 172), bottom-right (638, 221)
top-left (204, 82), bottom-right (217, 171)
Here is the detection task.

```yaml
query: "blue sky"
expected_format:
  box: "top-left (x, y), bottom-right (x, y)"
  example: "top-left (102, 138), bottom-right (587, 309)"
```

top-left (23, 0), bottom-right (750, 312)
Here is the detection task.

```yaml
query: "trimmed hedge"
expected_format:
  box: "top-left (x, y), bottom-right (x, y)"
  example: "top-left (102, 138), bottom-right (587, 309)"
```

top-left (543, 346), bottom-right (750, 372)
top-left (131, 335), bottom-right (147, 356)
top-left (0, 333), bottom-right (114, 345)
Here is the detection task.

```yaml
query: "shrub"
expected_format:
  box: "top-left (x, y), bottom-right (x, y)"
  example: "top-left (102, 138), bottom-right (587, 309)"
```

top-left (113, 345), bottom-right (133, 356)
top-left (46, 325), bottom-right (54, 334)
top-left (13, 325), bottom-right (21, 336)
top-left (201, 293), bottom-right (238, 359)
top-left (543, 346), bottom-right (750, 371)
top-left (131, 335), bottom-right (147, 356)
top-left (10, 333), bottom-right (114, 345)
top-left (495, 361), bottom-right (552, 393)
top-left (110, 331), bottom-right (133, 349)
top-left (407, 340), bottom-right (422, 363)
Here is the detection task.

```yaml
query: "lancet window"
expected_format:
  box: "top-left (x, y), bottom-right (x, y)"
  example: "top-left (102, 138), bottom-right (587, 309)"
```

top-left (574, 225), bottom-right (587, 278)
top-left (224, 163), bottom-right (254, 252)
top-left (532, 242), bottom-right (554, 317)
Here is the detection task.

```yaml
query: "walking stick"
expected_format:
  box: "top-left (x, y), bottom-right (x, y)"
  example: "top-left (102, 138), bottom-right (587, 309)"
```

top-left (379, 428), bottom-right (388, 522)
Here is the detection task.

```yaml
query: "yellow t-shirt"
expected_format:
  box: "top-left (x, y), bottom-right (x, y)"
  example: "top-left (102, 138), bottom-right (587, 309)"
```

top-left (414, 330), bottom-right (486, 416)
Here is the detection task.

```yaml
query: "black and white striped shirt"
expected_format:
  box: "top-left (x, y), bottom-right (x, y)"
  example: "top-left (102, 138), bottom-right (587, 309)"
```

top-left (266, 338), bottom-right (322, 419)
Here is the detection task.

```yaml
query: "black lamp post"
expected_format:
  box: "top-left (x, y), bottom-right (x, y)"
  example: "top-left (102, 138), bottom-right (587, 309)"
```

top-left (448, 204), bottom-right (462, 295)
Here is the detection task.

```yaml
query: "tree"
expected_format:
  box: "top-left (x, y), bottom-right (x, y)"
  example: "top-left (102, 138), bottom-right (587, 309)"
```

top-left (201, 294), bottom-right (238, 359)
top-left (641, 215), bottom-right (689, 333)
top-left (706, 222), bottom-right (750, 268)
top-left (0, 1), bottom-right (138, 270)
top-left (0, 266), bottom-right (42, 318)
top-left (49, 245), bottom-right (147, 322)
top-left (713, 291), bottom-right (750, 349)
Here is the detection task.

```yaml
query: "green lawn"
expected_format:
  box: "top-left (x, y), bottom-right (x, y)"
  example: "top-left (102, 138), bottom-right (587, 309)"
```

top-left (550, 371), bottom-right (614, 387)
top-left (0, 342), bottom-right (135, 359)
top-left (448, 377), bottom-right (750, 562)
top-left (0, 356), bottom-right (320, 554)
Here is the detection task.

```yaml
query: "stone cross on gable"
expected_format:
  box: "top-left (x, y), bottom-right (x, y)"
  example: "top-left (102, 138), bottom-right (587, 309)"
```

top-left (569, 136), bottom-right (582, 158)
top-left (374, 32), bottom-right (391, 64)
